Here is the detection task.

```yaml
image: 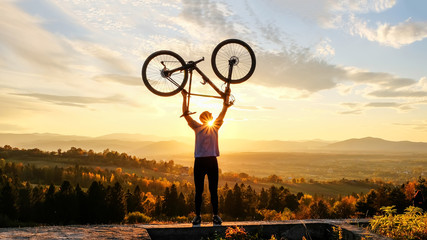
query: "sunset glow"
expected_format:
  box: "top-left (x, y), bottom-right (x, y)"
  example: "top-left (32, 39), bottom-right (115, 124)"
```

top-left (1, 1), bottom-right (427, 142)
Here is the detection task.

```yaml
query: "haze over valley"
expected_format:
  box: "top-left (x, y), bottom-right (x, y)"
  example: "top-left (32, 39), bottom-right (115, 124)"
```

top-left (2, 133), bottom-right (426, 182)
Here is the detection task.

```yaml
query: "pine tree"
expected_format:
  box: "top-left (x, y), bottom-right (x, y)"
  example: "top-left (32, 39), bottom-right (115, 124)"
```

top-left (267, 185), bottom-right (281, 212)
top-left (125, 189), bottom-right (136, 213)
top-left (231, 183), bottom-right (243, 218)
top-left (224, 189), bottom-right (233, 217)
top-left (56, 181), bottom-right (77, 224)
top-left (154, 195), bottom-right (163, 217)
top-left (186, 191), bottom-right (195, 214)
top-left (0, 182), bottom-right (17, 220)
top-left (107, 182), bottom-right (126, 223)
top-left (284, 194), bottom-right (299, 212)
top-left (17, 183), bottom-right (31, 222)
top-left (177, 192), bottom-right (186, 216)
top-left (30, 186), bottom-right (45, 222)
top-left (75, 184), bottom-right (88, 223)
top-left (87, 181), bottom-right (107, 223)
top-left (258, 188), bottom-right (269, 209)
top-left (309, 199), bottom-right (330, 219)
top-left (133, 185), bottom-right (143, 212)
top-left (44, 184), bottom-right (56, 223)
top-left (163, 184), bottom-right (179, 217)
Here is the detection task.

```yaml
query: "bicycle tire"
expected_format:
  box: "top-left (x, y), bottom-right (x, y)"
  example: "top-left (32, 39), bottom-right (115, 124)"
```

top-left (141, 50), bottom-right (188, 96)
top-left (211, 39), bottom-right (256, 84)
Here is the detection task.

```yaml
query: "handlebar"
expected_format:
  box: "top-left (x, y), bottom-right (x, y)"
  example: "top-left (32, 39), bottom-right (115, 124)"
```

top-left (188, 57), bottom-right (204, 66)
top-left (194, 57), bottom-right (204, 64)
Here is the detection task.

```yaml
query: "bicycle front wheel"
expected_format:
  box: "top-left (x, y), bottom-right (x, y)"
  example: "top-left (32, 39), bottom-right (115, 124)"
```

top-left (211, 39), bottom-right (256, 84)
top-left (141, 50), bottom-right (188, 96)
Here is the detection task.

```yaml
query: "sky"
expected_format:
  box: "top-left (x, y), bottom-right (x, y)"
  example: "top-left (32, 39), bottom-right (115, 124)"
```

top-left (1, 0), bottom-right (427, 142)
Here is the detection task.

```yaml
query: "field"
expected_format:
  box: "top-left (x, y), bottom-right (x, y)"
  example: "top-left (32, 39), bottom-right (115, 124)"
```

top-left (172, 152), bottom-right (427, 182)
top-left (5, 149), bottom-right (425, 197)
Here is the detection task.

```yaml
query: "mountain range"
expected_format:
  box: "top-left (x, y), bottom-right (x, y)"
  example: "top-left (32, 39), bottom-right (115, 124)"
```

top-left (1, 133), bottom-right (427, 159)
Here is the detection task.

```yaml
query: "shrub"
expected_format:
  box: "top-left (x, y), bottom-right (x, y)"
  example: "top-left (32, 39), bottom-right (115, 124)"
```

top-left (125, 211), bottom-right (151, 224)
top-left (222, 226), bottom-right (277, 240)
top-left (172, 216), bottom-right (188, 223)
top-left (225, 226), bottom-right (247, 240)
top-left (369, 206), bottom-right (427, 240)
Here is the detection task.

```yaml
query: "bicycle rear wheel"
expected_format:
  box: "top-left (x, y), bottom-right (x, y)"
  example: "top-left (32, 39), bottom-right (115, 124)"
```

top-left (141, 50), bottom-right (188, 96)
top-left (211, 39), bottom-right (256, 84)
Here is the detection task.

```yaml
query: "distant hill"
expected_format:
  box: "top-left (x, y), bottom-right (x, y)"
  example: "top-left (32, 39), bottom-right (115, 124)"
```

top-left (0, 133), bottom-right (156, 156)
top-left (133, 140), bottom-right (192, 157)
top-left (324, 137), bottom-right (427, 153)
top-left (220, 139), bottom-right (330, 152)
top-left (95, 133), bottom-right (168, 142)
top-left (0, 133), bottom-right (90, 144)
top-left (1, 133), bottom-right (427, 156)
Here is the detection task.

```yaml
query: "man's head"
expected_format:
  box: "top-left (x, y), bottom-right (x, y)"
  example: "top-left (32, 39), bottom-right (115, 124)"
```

top-left (199, 111), bottom-right (213, 124)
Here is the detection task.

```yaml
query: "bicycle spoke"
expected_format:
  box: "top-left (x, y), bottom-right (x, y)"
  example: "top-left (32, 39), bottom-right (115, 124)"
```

top-left (211, 39), bottom-right (255, 83)
top-left (142, 50), bottom-right (187, 96)
top-left (215, 43), bottom-right (251, 80)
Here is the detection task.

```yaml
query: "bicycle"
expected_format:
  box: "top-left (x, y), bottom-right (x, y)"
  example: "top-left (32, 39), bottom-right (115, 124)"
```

top-left (141, 39), bottom-right (256, 115)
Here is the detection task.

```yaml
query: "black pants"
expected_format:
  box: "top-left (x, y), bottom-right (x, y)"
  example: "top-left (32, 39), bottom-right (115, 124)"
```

top-left (194, 156), bottom-right (219, 216)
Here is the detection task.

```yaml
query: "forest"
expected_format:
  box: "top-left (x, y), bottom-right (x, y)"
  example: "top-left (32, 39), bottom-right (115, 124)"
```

top-left (0, 145), bottom-right (426, 226)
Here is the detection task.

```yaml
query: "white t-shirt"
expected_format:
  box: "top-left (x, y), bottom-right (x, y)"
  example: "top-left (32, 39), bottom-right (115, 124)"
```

top-left (188, 119), bottom-right (223, 158)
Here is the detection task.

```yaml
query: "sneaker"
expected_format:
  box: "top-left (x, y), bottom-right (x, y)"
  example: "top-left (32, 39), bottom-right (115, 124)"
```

top-left (213, 215), bottom-right (222, 226)
top-left (192, 215), bottom-right (201, 226)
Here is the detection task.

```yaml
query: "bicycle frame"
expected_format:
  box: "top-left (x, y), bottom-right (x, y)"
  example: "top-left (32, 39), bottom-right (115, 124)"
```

top-left (163, 57), bottom-right (236, 114)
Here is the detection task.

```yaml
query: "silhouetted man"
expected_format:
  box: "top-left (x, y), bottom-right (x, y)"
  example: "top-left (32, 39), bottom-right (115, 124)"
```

top-left (181, 88), bottom-right (231, 226)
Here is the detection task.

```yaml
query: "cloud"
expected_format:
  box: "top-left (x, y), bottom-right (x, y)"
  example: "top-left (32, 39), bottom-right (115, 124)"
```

top-left (252, 48), bottom-right (418, 96)
top-left (178, 0), bottom-right (236, 41)
top-left (349, 17), bottom-right (427, 48)
top-left (339, 109), bottom-right (363, 115)
top-left (253, 48), bottom-right (345, 92)
top-left (394, 121), bottom-right (427, 131)
top-left (330, 0), bottom-right (396, 14)
top-left (259, 23), bottom-right (286, 46)
top-left (0, 123), bottom-right (26, 132)
top-left (339, 100), bottom-right (416, 114)
top-left (366, 102), bottom-right (402, 108)
top-left (12, 93), bottom-right (136, 108)
top-left (315, 39), bottom-right (335, 57)
top-left (368, 89), bottom-right (427, 98)
top-left (66, 40), bottom-right (134, 74)
top-left (345, 67), bottom-right (416, 89)
top-left (250, 44), bottom-right (427, 104)
top-left (366, 77), bottom-right (427, 98)
top-left (269, 0), bottom-right (427, 48)
top-left (268, 0), bottom-right (396, 28)
top-left (333, 1), bottom-right (427, 48)
top-left (0, 1), bottom-right (69, 73)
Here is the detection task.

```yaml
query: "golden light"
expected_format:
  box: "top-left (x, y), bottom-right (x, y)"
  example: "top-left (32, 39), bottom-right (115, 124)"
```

top-left (208, 119), bottom-right (214, 127)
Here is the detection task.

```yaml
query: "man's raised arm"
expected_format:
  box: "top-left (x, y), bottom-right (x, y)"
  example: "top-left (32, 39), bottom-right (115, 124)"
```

top-left (181, 90), bottom-right (193, 124)
top-left (216, 88), bottom-right (232, 123)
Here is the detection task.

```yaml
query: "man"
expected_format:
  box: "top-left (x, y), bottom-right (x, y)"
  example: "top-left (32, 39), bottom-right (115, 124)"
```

top-left (181, 88), bottom-right (231, 226)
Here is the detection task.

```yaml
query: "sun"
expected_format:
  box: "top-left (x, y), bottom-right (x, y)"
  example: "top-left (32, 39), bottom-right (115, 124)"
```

top-left (208, 119), bottom-right (214, 127)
